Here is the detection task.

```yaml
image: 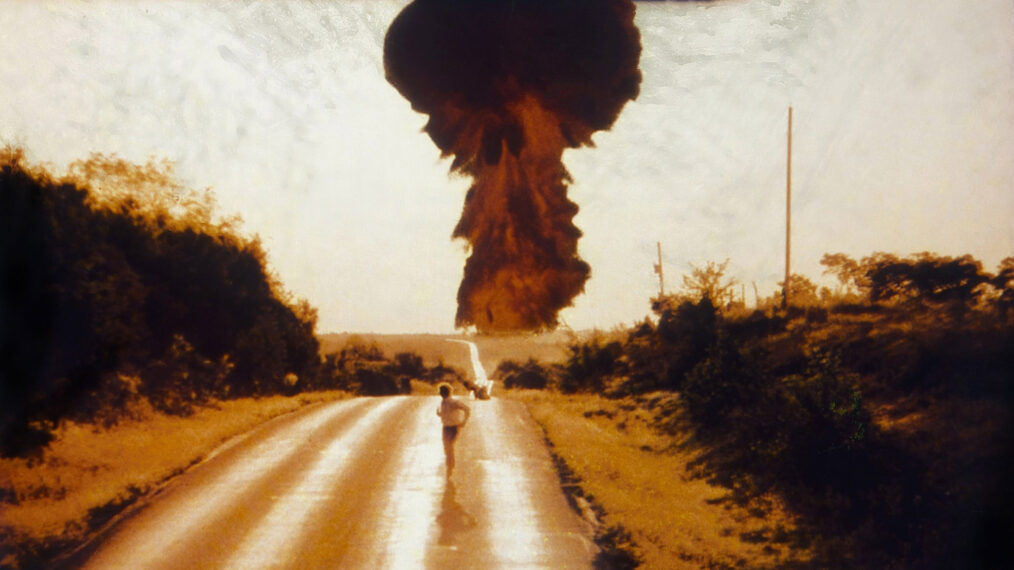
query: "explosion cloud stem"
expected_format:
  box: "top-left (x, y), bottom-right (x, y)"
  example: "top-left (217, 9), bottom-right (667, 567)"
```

top-left (384, 0), bottom-right (641, 332)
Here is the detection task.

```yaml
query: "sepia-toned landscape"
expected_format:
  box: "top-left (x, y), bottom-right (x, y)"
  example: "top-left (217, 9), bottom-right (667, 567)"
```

top-left (2, 1), bottom-right (1012, 568)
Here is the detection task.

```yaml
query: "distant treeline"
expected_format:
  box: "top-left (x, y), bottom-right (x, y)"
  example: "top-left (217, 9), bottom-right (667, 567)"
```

top-left (495, 252), bottom-right (1013, 568)
top-left (0, 149), bottom-right (457, 458)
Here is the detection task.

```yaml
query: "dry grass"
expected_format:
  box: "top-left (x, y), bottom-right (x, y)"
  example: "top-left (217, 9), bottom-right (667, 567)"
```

top-left (470, 333), bottom-right (572, 371)
top-left (510, 389), bottom-right (812, 569)
top-left (319, 333), bottom-right (465, 367)
top-left (0, 391), bottom-right (348, 568)
top-left (318, 332), bottom-right (572, 374)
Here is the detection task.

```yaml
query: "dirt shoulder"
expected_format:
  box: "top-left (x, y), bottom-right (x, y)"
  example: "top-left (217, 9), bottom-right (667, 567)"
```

top-left (508, 389), bottom-right (811, 569)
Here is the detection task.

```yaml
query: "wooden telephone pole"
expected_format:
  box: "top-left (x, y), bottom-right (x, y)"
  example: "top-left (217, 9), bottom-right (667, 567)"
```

top-left (783, 106), bottom-right (792, 309)
top-left (654, 241), bottom-right (665, 298)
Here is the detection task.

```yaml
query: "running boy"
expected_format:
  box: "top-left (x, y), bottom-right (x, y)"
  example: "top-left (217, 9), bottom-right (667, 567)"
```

top-left (436, 383), bottom-right (471, 475)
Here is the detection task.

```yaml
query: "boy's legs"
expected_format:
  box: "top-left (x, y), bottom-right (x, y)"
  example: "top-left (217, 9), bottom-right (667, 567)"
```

top-left (442, 425), bottom-right (458, 472)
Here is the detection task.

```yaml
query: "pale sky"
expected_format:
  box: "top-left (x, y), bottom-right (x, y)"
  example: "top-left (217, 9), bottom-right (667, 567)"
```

top-left (2, 0), bottom-right (1012, 333)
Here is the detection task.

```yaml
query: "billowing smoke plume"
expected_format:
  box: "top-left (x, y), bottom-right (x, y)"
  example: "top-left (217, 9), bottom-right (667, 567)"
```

top-left (384, 0), bottom-right (641, 332)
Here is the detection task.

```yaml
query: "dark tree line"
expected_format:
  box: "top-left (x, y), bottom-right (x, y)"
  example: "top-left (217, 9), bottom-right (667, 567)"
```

top-left (821, 251), bottom-right (1012, 310)
top-left (1, 149), bottom-right (321, 456)
top-left (319, 339), bottom-right (463, 397)
top-left (495, 249), bottom-right (1013, 568)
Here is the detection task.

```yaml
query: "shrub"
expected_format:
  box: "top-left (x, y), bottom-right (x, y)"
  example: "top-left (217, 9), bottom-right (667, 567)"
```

top-left (772, 350), bottom-right (870, 489)
top-left (354, 366), bottom-right (407, 396)
top-left (0, 149), bottom-right (321, 456)
top-left (726, 309), bottom-right (785, 340)
top-left (389, 352), bottom-right (425, 378)
top-left (681, 333), bottom-right (770, 430)
top-left (496, 359), bottom-right (554, 390)
top-left (609, 321), bottom-right (666, 396)
top-left (867, 253), bottom-right (989, 306)
top-left (139, 335), bottom-right (227, 415)
top-left (559, 339), bottom-right (623, 393)
top-left (656, 297), bottom-right (718, 390)
top-left (422, 360), bottom-right (465, 385)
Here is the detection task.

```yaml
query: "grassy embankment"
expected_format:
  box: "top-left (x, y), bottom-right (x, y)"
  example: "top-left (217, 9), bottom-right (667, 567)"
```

top-left (502, 299), bottom-right (1012, 567)
top-left (0, 391), bottom-right (348, 569)
top-left (509, 389), bottom-right (811, 569)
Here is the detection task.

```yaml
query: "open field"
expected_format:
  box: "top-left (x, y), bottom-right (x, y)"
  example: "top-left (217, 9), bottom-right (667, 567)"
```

top-left (0, 391), bottom-right (349, 569)
top-left (319, 331), bottom-right (574, 375)
top-left (509, 389), bottom-right (811, 568)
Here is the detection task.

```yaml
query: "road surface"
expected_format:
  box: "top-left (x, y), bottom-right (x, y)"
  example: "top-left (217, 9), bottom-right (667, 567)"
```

top-left (73, 395), bottom-right (596, 569)
top-left (446, 339), bottom-right (494, 397)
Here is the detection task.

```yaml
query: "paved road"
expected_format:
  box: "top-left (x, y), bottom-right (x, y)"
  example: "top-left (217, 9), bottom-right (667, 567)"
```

top-left (446, 339), bottom-right (494, 396)
top-left (75, 395), bottom-right (596, 569)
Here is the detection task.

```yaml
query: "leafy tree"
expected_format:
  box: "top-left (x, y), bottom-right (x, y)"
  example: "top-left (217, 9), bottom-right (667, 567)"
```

top-left (680, 259), bottom-right (738, 306)
top-left (67, 153), bottom-right (240, 236)
top-left (821, 252), bottom-right (864, 296)
top-left (320, 342), bottom-right (434, 396)
top-left (777, 273), bottom-right (822, 307)
top-left (340, 338), bottom-right (386, 363)
top-left (993, 257), bottom-right (1014, 319)
top-left (865, 252), bottom-right (989, 306)
top-left (1, 148), bottom-right (323, 455)
top-left (559, 337), bottom-right (623, 393)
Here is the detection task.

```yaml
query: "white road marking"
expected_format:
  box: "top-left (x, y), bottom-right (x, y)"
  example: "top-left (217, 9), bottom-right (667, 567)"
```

top-left (81, 398), bottom-right (371, 570)
top-left (223, 397), bottom-right (402, 569)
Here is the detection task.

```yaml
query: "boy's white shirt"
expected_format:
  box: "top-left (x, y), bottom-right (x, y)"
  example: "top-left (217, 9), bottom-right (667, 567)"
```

top-left (437, 397), bottom-right (471, 426)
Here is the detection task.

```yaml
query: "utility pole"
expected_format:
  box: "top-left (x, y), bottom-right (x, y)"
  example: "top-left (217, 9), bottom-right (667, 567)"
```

top-left (783, 106), bottom-right (792, 309)
top-left (654, 241), bottom-right (665, 298)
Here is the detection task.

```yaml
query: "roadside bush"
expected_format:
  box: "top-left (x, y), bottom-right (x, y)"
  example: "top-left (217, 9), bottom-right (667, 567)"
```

top-left (0, 149), bottom-right (321, 456)
top-left (65, 373), bottom-right (147, 428)
top-left (546, 253), bottom-right (1011, 567)
top-left (388, 352), bottom-right (425, 378)
top-left (677, 334), bottom-right (875, 499)
top-left (726, 309), bottom-right (785, 341)
top-left (559, 338), bottom-right (623, 393)
top-left (772, 350), bottom-right (870, 489)
top-left (139, 335), bottom-right (230, 414)
top-left (421, 360), bottom-right (465, 385)
top-left (656, 297), bottom-right (718, 390)
top-left (321, 343), bottom-right (463, 396)
top-left (495, 358), bottom-right (554, 390)
top-left (609, 321), bottom-right (666, 396)
top-left (354, 366), bottom-right (407, 396)
top-left (681, 333), bottom-right (770, 431)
